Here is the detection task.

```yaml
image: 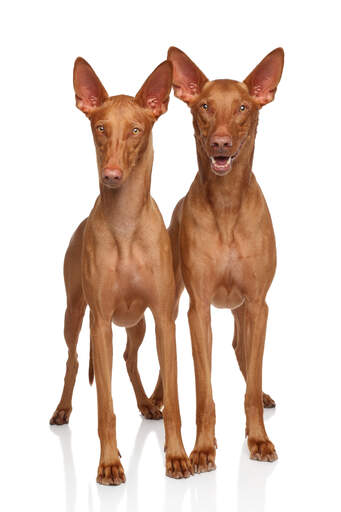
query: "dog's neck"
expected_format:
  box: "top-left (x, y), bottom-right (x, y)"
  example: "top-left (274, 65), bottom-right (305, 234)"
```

top-left (193, 124), bottom-right (258, 244)
top-left (99, 139), bottom-right (153, 241)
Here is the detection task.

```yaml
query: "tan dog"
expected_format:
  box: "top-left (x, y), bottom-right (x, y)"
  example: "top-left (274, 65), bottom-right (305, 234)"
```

top-left (166, 47), bottom-right (284, 471)
top-left (50, 58), bottom-right (193, 484)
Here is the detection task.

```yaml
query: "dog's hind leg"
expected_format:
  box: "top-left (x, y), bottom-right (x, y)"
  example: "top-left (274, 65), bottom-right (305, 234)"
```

top-left (50, 220), bottom-right (87, 425)
top-left (149, 199), bottom-right (185, 411)
top-left (148, 281), bottom-right (183, 411)
top-left (232, 303), bottom-right (275, 408)
top-left (124, 317), bottom-right (163, 420)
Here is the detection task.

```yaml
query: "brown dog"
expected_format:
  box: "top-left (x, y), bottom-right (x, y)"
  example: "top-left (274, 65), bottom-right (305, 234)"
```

top-left (166, 47), bottom-right (284, 471)
top-left (50, 57), bottom-right (193, 484)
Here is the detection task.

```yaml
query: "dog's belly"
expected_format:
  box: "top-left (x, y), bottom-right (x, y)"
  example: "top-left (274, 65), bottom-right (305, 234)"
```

top-left (211, 286), bottom-right (245, 310)
top-left (112, 298), bottom-right (146, 328)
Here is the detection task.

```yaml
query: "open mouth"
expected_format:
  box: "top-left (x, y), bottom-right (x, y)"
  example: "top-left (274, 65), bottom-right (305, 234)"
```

top-left (209, 138), bottom-right (246, 176)
top-left (210, 155), bottom-right (235, 175)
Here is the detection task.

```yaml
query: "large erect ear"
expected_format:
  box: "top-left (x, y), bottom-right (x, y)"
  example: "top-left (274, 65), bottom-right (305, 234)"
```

top-left (135, 60), bottom-right (172, 119)
top-left (167, 47), bottom-right (208, 105)
top-left (73, 57), bottom-right (108, 116)
top-left (244, 48), bottom-right (284, 107)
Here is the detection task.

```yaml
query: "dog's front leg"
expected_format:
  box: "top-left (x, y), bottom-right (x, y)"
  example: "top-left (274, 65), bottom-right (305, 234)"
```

top-left (244, 300), bottom-right (277, 462)
top-left (90, 311), bottom-right (126, 485)
top-left (188, 299), bottom-right (216, 473)
top-left (152, 312), bottom-right (193, 479)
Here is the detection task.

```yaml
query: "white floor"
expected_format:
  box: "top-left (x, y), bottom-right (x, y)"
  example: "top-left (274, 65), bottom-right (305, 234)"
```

top-left (2, 290), bottom-right (339, 512)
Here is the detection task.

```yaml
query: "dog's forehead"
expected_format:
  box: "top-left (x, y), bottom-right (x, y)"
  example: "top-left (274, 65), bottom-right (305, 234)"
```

top-left (203, 79), bottom-right (249, 105)
top-left (93, 95), bottom-right (147, 123)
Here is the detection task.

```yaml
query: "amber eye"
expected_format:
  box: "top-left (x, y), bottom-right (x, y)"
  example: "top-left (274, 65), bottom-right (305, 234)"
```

top-left (132, 127), bottom-right (140, 134)
top-left (201, 103), bottom-right (208, 111)
top-left (239, 105), bottom-right (246, 112)
top-left (96, 124), bottom-right (104, 132)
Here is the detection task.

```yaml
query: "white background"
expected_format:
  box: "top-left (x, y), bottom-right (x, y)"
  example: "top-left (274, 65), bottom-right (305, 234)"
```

top-left (1, 1), bottom-right (340, 510)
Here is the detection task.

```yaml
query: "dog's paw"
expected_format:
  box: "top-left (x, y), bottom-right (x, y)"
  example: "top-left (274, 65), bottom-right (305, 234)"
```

top-left (166, 452), bottom-right (193, 479)
top-left (50, 407), bottom-right (72, 425)
top-left (263, 393), bottom-right (276, 408)
top-left (139, 401), bottom-right (163, 420)
top-left (248, 437), bottom-right (278, 462)
top-left (97, 460), bottom-right (126, 486)
top-left (149, 394), bottom-right (163, 409)
top-left (190, 445), bottom-right (216, 474)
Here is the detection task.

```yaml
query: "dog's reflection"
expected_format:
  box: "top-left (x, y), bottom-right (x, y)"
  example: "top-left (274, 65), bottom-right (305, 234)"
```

top-left (189, 469), bottom-right (217, 511)
top-left (51, 411), bottom-right (274, 512)
top-left (127, 419), bottom-right (190, 512)
top-left (127, 419), bottom-right (217, 512)
top-left (51, 422), bottom-right (126, 512)
top-left (237, 408), bottom-right (277, 512)
top-left (125, 418), bottom-right (164, 511)
top-left (96, 473), bottom-right (126, 512)
top-left (50, 425), bottom-right (77, 512)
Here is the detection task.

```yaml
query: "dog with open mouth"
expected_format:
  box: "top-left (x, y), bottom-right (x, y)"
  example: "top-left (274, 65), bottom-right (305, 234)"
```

top-left (163, 46), bottom-right (284, 472)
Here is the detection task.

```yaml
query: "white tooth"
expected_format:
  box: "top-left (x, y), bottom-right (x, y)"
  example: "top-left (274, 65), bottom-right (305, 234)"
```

top-left (210, 157), bottom-right (215, 163)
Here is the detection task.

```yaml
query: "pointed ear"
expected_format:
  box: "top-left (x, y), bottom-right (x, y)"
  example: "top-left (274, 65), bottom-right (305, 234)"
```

top-left (244, 48), bottom-right (284, 107)
top-left (167, 47), bottom-right (208, 105)
top-left (73, 57), bottom-right (108, 116)
top-left (135, 61), bottom-right (173, 119)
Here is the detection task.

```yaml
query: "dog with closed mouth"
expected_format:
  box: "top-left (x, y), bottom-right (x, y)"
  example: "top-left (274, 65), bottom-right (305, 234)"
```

top-left (50, 57), bottom-right (193, 484)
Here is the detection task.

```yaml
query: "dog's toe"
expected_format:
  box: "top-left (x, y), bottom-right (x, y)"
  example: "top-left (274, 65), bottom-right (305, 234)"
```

top-left (139, 401), bottom-right (163, 420)
top-left (97, 461), bottom-right (126, 486)
top-left (166, 453), bottom-right (193, 479)
top-left (263, 393), bottom-right (276, 408)
top-left (190, 445), bottom-right (216, 474)
top-left (249, 438), bottom-right (277, 462)
top-left (50, 407), bottom-right (72, 425)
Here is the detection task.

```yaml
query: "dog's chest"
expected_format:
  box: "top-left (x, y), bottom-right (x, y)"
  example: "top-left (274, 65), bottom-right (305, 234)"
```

top-left (113, 258), bottom-right (149, 294)
top-left (108, 258), bottom-right (153, 327)
top-left (210, 243), bottom-right (246, 309)
top-left (84, 241), bottom-right (157, 303)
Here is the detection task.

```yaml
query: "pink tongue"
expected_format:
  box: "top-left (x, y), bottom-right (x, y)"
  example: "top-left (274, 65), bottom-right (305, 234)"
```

top-left (215, 157), bottom-right (229, 167)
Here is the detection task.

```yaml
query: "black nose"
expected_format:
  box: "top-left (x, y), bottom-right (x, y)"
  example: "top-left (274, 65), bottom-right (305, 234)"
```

top-left (210, 134), bottom-right (233, 151)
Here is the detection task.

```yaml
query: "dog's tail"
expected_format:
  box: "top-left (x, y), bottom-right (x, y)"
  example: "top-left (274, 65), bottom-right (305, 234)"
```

top-left (89, 338), bottom-right (94, 385)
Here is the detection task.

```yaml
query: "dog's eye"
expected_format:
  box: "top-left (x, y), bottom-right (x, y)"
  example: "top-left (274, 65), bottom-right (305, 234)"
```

top-left (239, 105), bottom-right (246, 112)
top-left (132, 127), bottom-right (140, 134)
top-left (201, 103), bottom-right (208, 111)
top-left (96, 125), bottom-right (105, 132)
